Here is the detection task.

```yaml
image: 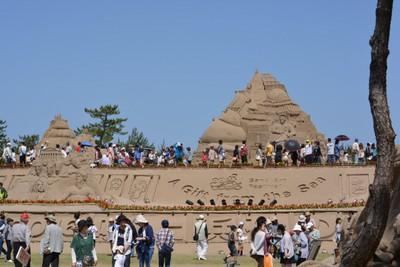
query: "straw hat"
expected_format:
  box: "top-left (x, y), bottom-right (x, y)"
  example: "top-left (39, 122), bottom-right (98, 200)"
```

top-left (45, 214), bottom-right (57, 223)
top-left (266, 218), bottom-right (272, 225)
top-left (197, 214), bottom-right (205, 220)
top-left (298, 215), bottom-right (306, 223)
top-left (271, 216), bottom-right (278, 222)
top-left (135, 214), bottom-right (148, 224)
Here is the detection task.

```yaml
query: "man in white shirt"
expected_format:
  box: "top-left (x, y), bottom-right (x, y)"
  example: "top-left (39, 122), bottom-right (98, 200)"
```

top-left (12, 213), bottom-right (32, 267)
top-left (352, 139), bottom-right (360, 164)
top-left (326, 138), bottom-right (335, 165)
top-left (2, 143), bottom-right (12, 164)
top-left (18, 142), bottom-right (27, 166)
top-left (40, 215), bottom-right (64, 267)
top-left (194, 215), bottom-right (208, 260)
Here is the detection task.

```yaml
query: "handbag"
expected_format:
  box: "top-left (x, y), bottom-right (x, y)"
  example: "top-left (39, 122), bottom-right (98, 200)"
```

top-left (263, 254), bottom-right (273, 267)
top-left (160, 230), bottom-right (174, 254)
top-left (193, 222), bottom-right (204, 241)
top-left (82, 255), bottom-right (94, 267)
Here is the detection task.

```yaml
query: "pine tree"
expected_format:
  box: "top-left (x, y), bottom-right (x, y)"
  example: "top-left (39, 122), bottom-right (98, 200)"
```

top-left (13, 134), bottom-right (39, 150)
top-left (123, 128), bottom-right (154, 148)
top-left (0, 120), bottom-right (9, 156)
top-left (80, 105), bottom-right (127, 146)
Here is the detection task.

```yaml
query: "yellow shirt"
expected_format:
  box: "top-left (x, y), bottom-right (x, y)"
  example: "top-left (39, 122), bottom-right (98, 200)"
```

top-left (265, 144), bottom-right (274, 156)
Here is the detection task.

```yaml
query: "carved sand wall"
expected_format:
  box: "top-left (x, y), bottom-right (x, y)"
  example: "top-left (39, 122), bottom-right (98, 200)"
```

top-left (197, 72), bottom-right (325, 156)
top-left (0, 166), bottom-right (375, 206)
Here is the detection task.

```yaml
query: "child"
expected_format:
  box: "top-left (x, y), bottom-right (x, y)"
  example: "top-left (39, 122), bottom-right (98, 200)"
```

top-left (201, 150), bottom-right (208, 166)
top-left (335, 218), bottom-right (342, 246)
top-left (113, 245), bottom-right (126, 267)
top-left (226, 225), bottom-right (238, 267)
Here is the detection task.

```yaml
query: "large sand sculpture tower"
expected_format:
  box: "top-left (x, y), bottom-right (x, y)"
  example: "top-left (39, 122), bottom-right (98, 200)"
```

top-left (198, 72), bottom-right (325, 155)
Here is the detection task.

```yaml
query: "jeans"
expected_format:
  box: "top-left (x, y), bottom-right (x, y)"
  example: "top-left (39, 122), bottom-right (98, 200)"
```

top-left (327, 155), bottom-right (336, 165)
top-left (13, 242), bottom-right (30, 267)
top-left (0, 238), bottom-right (7, 257)
top-left (158, 251), bottom-right (171, 267)
top-left (42, 252), bottom-right (60, 267)
top-left (6, 240), bottom-right (12, 260)
top-left (138, 247), bottom-right (154, 267)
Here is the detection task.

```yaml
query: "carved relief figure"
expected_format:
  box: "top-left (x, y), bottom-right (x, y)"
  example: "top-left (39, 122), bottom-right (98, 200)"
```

top-left (271, 114), bottom-right (296, 142)
top-left (62, 172), bottom-right (96, 200)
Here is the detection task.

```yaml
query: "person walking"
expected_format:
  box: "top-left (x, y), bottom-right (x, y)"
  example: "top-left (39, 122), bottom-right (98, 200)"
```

top-left (239, 141), bottom-right (248, 165)
top-left (278, 224), bottom-right (294, 267)
top-left (70, 220), bottom-right (97, 267)
top-left (250, 216), bottom-right (269, 267)
top-left (236, 222), bottom-right (247, 256)
top-left (12, 213), bottom-right (31, 267)
top-left (4, 218), bottom-right (14, 263)
top-left (293, 224), bottom-right (308, 266)
top-left (0, 182), bottom-right (8, 201)
top-left (194, 214), bottom-right (208, 260)
top-left (0, 214), bottom-right (7, 258)
top-left (18, 142), bottom-right (27, 167)
top-left (135, 215), bottom-right (155, 267)
top-left (156, 219), bottom-right (174, 267)
top-left (112, 215), bottom-right (133, 267)
top-left (40, 215), bottom-right (64, 267)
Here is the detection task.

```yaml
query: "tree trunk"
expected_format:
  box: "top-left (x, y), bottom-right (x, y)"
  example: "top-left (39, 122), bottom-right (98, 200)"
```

top-left (340, 0), bottom-right (396, 266)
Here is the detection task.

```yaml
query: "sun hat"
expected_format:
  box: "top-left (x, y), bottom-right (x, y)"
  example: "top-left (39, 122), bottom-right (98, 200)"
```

top-left (20, 213), bottom-right (30, 221)
top-left (266, 218), bottom-right (272, 225)
top-left (197, 214), bottom-right (205, 220)
top-left (293, 224), bottom-right (302, 231)
top-left (135, 214), bottom-right (148, 224)
top-left (298, 215), bottom-right (306, 223)
top-left (305, 211), bottom-right (311, 217)
top-left (45, 214), bottom-right (57, 223)
top-left (271, 216), bottom-right (278, 222)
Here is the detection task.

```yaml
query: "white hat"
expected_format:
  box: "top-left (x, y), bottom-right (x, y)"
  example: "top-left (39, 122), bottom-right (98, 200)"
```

top-left (306, 222), bottom-right (314, 230)
top-left (266, 218), bottom-right (272, 225)
top-left (298, 215), bottom-right (306, 223)
top-left (197, 214), bottom-right (205, 220)
top-left (135, 214), bottom-right (148, 224)
top-left (6, 142), bottom-right (11, 146)
top-left (239, 221), bottom-right (244, 225)
top-left (293, 224), bottom-right (302, 231)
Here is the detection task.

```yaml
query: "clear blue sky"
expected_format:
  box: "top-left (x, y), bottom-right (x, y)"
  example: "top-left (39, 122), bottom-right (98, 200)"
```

top-left (1, 1), bottom-right (399, 148)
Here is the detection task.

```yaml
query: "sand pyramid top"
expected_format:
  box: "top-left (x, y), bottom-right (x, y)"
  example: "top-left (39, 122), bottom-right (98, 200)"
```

top-left (39, 115), bottom-right (76, 147)
top-left (198, 72), bottom-right (325, 154)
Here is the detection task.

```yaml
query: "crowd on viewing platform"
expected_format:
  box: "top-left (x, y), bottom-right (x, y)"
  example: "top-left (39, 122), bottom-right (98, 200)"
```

top-left (1, 136), bottom-right (377, 169)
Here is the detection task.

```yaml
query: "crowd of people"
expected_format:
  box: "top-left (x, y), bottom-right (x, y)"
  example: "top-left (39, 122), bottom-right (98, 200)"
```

top-left (1, 137), bottom-right (377, 169)
top-left (0, 210), bottom-right (345, 267)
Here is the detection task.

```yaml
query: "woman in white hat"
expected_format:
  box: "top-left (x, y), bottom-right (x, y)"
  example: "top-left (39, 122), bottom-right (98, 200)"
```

top-left (292, 224), bottom-right (308, 266)
top-left (135, 215), bottom-right (155, 267)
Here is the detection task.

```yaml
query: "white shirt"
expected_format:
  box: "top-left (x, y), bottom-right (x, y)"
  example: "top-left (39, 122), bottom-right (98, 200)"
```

top-left (281, 231), bottom-right (294, 259)
top-left (352, 142), bottom-right (360, 153)
top-left (305, 145), bottom-right (313, 156)
top-left (250, 230), bottom-right (266, 256)
top-left (327, 142), bottom-right (335, 155)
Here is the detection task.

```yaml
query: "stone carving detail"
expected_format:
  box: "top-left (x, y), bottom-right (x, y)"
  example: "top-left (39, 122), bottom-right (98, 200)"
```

top-left (197, 72), bottom-right (325, 156)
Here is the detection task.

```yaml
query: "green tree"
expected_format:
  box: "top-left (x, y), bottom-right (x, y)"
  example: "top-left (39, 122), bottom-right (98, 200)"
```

top-left (122, 128), bottom-right (154, 148)
top-left (0, 120), bottom-right (9, 156)
top-left (13, 134), bottom-right (39, 150)
top-left (81, 105), bottom-right (127, 146)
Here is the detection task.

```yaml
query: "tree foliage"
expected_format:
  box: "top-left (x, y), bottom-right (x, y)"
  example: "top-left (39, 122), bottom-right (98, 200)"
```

top-left (0, 120), bottom-right (9, 155)
top-left (80, 104), bottom-right (127, 146)
top-left (121, 128), bottom-right (154, 148)
top-left (13, 134), bottom-right (39, 150)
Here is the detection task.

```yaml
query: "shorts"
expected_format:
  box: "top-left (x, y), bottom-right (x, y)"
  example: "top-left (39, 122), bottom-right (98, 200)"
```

top-left (280, 253), bottom-right (295, 264)
top-left (228, 243), bottom-right (238, 256)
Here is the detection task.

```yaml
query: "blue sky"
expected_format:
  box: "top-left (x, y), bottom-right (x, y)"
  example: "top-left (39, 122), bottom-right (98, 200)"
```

top-left (0, 1), bottom-right (399, 148)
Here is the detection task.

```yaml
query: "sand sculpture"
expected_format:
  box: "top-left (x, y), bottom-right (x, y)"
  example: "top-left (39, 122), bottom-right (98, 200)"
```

top-left (38, 114), bottom-right (94, 148)
top-left (198, 72), bottom-right (325, 155)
